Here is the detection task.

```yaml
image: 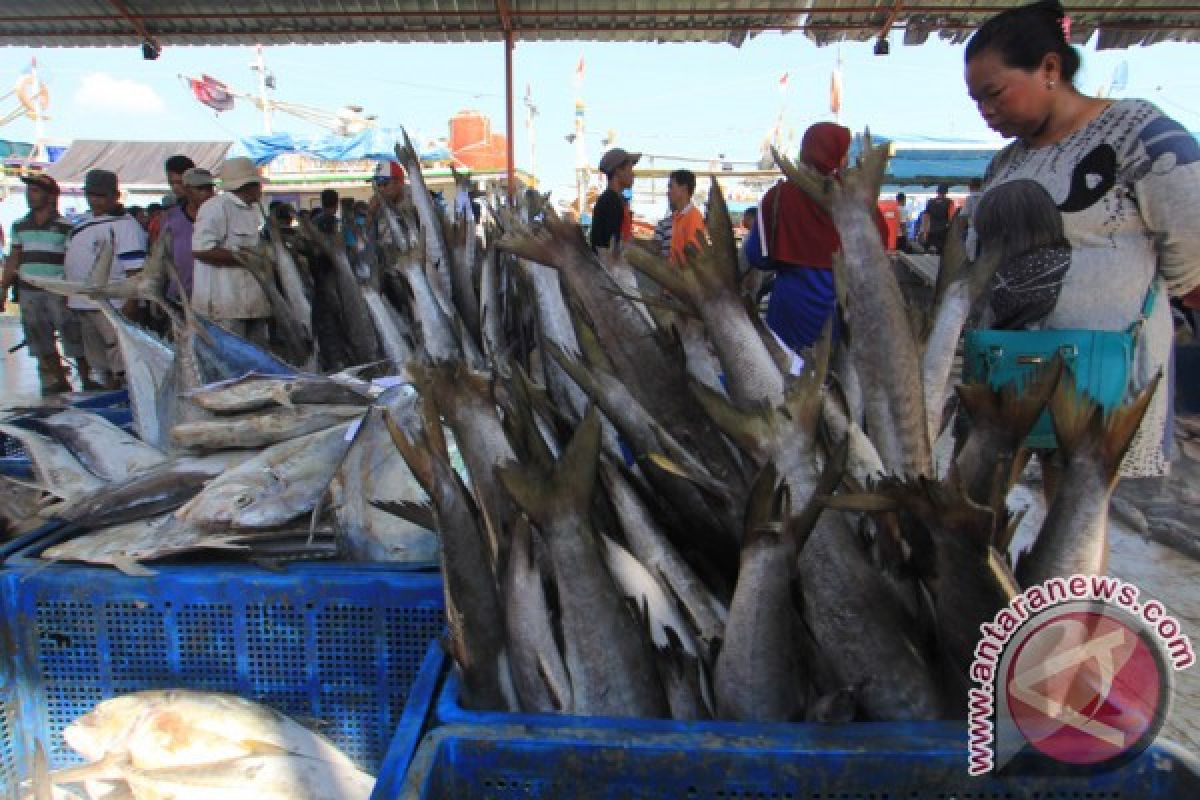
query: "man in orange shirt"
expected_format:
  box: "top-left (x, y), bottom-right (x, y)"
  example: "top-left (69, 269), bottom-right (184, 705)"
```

top-left (665, 169), bottom-right (705, 267)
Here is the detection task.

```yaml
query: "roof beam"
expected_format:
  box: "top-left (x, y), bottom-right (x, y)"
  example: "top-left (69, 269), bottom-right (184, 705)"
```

top-left (877, 1), bottom-right (904, 41)
top-left (106, 0), bottom-right (159, 48)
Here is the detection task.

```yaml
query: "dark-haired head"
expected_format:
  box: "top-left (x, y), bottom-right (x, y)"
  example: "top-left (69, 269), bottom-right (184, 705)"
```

top-left (965, 1), bottom-right (1080, 83)
top-left (164, 155), bottom-right (196, 176)
top-left (974, 179), bottom-right (1068, 262)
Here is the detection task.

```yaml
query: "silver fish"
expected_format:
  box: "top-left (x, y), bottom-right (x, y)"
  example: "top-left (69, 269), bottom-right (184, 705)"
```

top-left (34, 409), bottom-right (167, 482)
top-left (169, 406), bottom-right (365, 451)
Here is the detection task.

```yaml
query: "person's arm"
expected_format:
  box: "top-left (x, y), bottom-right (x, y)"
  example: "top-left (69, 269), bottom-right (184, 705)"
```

top-left (1129, 113), bottom-right (1200, 299)
top-left (0, 243), bottom-right (18, 311)
top-left (115, 220), bottom-right (147, 317)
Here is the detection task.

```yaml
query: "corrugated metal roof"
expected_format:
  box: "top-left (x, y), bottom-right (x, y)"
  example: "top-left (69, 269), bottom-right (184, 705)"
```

top-left (0, 1), bottom-right (1197, 49)
top-left (45, 140), bottom-right (233, 185)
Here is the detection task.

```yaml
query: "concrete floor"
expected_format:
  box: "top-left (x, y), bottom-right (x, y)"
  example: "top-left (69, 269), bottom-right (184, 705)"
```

top-left (0, 313), bottom-right (45, 409)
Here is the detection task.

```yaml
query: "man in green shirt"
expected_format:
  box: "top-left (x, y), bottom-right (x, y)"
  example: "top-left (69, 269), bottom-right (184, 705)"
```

top-left (0, 174), bottom-right (92, 394)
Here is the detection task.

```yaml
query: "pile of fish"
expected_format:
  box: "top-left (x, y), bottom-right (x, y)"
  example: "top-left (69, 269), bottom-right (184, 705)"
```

top-left (25, 690), bottom-right (373, 799)
top-left (373, 133), bottom-right (1155, 723)
top-left (5, 129), bottom-right (1158, 725)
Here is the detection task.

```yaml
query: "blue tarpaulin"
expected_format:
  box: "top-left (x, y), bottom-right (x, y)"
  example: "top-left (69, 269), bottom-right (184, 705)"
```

top-left (240, 128), bottom-right (450, 166)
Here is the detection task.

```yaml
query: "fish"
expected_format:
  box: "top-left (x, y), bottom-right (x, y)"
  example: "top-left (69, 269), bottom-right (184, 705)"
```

top-left (774, 137), bottom-right (931, 477)
top-left (0, 423), bottom-right (106, 499)
top-left (951, 359), bottom-right (1062, 518)
top-left (63, 690), bottom-right (361, 769)
top-left (31, 409), bottom-right (167, 482)
top-left (501, 519), bottom-right (571, 713)
top-left (395, 132), bottom-right (458, 319)
top-left (654, 628), bottom-right (713, 722)
top-left (184, 372), bottom-right (373, 414)
top-left (54, 453), bottom-right (247, 529)
top-left (235, 246), bottom-right (316, 370)
top-left (40, 515), bottom-right (250, 575)
top-left (920, 219), bottom-right (1000, 445)
top-left (297, 218), bottom-right (382, 367)
top-left (516, 255), bottom-right (588, 423)
top-left (176, 423), bottom-right (355, 530)
top-left (448, 168), bottom-right (483, 345)
top-left (266, 216), bottom-right (315, 343)
top-left (0, 476), bottom-right (46, 539)
top-left (385, 404), bottom-right (511, 711)
top-left (169, 406), bottom-right (365, 451)
top-left (499, 204), bottom-right (749, 499)
top-left (497, 409), bottom-right (667, 717)
top-left (479, 237), bottom-right (505, 366)
top-left (122, 754), bottom-right (374, 800)
top-left (600, 461), bottom-right (727, 665)
top-left (795, 511), bottom-right (945, 720)
top-left (375, 199), bottom-right (462, 364)
top-left (714, 465), bottom-right (808, 722)
top-left (415, 363), bottom-right (519, 571)
top-left (626, 181), bottom-right (785, 410)
top-left (1015, 373), bottom-right (1160, 587)
top-left (332, 387), bottom-right (439, 563)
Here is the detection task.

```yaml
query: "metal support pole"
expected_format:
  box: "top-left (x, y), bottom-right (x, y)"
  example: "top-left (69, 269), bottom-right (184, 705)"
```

top-left (505, 30), bottom-right (516, 200)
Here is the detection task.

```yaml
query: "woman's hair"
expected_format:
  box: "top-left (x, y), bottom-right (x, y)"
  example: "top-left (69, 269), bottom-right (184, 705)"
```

top-left (965, 1), bottom-right (1081, 83)
top-left (974, 179), bottom-right (1069, 261)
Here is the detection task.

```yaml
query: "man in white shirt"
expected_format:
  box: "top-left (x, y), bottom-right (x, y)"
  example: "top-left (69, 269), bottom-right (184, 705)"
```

top-left (191, 157), bottom-right (271, 343)
top-left (63, 169), bottom-right (147, 389)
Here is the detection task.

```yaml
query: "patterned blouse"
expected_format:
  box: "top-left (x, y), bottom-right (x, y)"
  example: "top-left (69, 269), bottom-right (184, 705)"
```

top-left (983, 99), bottom-right (1200, 477)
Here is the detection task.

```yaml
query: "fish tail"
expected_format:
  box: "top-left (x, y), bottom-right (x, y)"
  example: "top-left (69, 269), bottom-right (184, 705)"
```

top-left (958, 357), bottom-right (1062, 441)
top-left (1102, 372), bottom-right (1162, 472)
top-left (496, 407), bottom-right (602, 529)
top-left (1047, 370), bottom-right (1103, 460)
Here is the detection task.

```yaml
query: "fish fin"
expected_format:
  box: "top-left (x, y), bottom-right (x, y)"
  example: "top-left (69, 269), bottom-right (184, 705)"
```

top-left (625, 244), bottom-right (693, 302)
top-left (383, 409), bottom-right (435, 493)
top-left (1051, 369), bottom-right (1161, 471)
top-left (496, 407), bottom-right (602, 529)
top-left (788, 437), bottom-right (848, 552)
top-left (1101, 373), bottom-right (1161, 471)
top-left (957, 356), bottom-right (1063, 442)
top-left (702, 179), bottom-right (739, 289)
top-left (32, 740), bottom-right (50, 800)
top-left (110, 556), bottom-right (156, 578)
top-left (237, 739), bottom-right (294, 756)
top-left (370, 499), bottom-right (437, 531)
top-left (772, 149), bottom-right (832, 212)
top-left (743, 463), bottom-right (787, 543)
top-left (46, 751), bottom-right (129, 785)
top-left (687, 377), bottom-right (769, 455)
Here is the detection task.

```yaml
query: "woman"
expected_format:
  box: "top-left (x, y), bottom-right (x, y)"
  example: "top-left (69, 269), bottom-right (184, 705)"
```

top-left (744, 122), bottom-right (886, 354)
top-left (965, 0), bottom-right (1200, 477)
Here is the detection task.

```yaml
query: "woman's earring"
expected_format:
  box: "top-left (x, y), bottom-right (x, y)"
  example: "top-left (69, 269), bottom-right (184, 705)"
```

top-left (1046, 81), bottom-right (1056, 90)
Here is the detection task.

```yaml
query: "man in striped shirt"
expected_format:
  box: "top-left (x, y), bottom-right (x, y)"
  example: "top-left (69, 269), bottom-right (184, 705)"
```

top-left (63, 169), bottom-right (147, 389)
top-left (0, 174), bottom-right (89, 394)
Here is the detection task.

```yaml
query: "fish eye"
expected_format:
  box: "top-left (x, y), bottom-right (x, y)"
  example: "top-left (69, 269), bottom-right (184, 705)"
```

top-left (235, 495), bottom-right (253, 509)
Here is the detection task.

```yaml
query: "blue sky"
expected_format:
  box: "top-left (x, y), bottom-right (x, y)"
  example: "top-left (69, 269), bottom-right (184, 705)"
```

top-left (0, 30), bottom-right (1197, 200)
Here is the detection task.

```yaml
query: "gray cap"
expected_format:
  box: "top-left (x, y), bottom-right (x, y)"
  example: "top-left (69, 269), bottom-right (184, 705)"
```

top-left (598, 148), bottom-right (641, 176)
top-left (83, 169), bottom-right (118, 196)
top-left (182, 167), bottom-right (216, 188)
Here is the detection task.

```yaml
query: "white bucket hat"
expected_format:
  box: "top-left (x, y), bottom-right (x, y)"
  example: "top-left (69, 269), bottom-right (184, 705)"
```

top-left (219, 157), bottom-right (268, 191)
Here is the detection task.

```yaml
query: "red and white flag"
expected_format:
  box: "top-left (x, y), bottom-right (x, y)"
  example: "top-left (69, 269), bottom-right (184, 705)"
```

top-left (779, 72), bottom-right (789, 93)
top-left (574, 54), bottom-right (585, 87)
top-left (829, 63), bottom-right (843, 117)
top-left (189, 74), bottom-right (235, 113)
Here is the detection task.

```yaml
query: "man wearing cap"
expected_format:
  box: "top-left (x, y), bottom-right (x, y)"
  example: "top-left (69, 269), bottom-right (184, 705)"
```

top-left (190, 157), bottom-right (271, 342)
top-left (590, 147), bottom-right (641, 252)
top-left (367, 160), bottom-right (409, 247)
top-left (62, 169), bottom-right (148, 389)
top-left (160, 167), bottom-right (216, 301)
top-left (0, 173), bottom-right (87, 394)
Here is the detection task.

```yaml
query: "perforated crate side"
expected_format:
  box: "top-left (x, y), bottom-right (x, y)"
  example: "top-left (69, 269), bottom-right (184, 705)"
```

top-left (399, 725), bottom-right (1200, 800)
top-left (0, 684), bottom-right (18, 800)
top-left (3, 564), bottom-right (444, 776)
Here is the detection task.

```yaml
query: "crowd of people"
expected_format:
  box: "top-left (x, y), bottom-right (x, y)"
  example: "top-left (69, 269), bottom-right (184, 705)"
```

top-left (589, 0), bottom-right (1199, 481)
top-left (0, 152), bottom-right (411, 395)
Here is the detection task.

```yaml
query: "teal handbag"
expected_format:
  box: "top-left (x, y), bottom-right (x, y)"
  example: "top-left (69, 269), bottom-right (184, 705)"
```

top-left (963, 281), bottom-right (1158, 449)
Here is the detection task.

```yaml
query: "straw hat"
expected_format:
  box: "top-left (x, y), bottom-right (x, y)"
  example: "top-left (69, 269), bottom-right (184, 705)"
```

top-left (219, 157), bottom-right (268, 191)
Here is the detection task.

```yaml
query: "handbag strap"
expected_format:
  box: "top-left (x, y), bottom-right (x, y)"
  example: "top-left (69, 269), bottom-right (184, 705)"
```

top-left (1127, 277), bottom-right (1159, 342)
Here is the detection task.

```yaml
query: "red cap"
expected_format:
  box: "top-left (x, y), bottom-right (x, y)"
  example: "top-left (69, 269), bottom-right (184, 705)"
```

top-left (373, 161), bottom-right (406, 185)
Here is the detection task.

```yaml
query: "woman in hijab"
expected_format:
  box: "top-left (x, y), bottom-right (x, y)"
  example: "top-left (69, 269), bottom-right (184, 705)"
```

top-left (744, 122), bottom-right (887, 354)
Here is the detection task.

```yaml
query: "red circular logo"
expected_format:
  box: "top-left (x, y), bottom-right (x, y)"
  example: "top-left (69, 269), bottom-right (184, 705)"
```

top-left (1005, 610), bottom-right (1165, 766)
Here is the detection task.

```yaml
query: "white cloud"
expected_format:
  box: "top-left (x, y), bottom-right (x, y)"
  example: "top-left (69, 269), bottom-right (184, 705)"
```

top-left (73, 72), bottom-right (166, 115)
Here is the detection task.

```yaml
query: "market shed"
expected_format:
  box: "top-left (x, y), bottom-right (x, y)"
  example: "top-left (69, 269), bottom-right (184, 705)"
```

top-left (2, 2), bottom-right (1196, 190)
top-left (44, 139), bottom-right (233, 189)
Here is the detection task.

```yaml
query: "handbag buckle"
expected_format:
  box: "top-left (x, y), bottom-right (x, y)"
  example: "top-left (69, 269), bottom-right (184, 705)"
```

top-left (1058, 343), bottom-right (1078, 360)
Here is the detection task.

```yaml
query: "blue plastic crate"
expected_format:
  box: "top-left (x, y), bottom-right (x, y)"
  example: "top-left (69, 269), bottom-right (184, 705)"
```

top-left (370, 641), bottom-right (447, 800)
top-left (396, 724), bottom-right (1200, 799)
top-left (0, 530), bottom-right (445, 794)
top-left (429, 671), bottom-right (1200, 798)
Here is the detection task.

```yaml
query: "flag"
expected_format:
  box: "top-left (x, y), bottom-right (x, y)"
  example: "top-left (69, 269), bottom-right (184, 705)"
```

top-left (574, 54), bottom-right (585, 87)
top-left (189, 74), bottom-right (235, 113)
top-left (830, 64), bottom-right (843, 116)
top-left (779, 72), bottom-right (789, 93)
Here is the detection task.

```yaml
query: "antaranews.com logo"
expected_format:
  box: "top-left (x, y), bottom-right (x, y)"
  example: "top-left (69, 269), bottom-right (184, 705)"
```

top-left (968, 574), bottom-right (1194, 776)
